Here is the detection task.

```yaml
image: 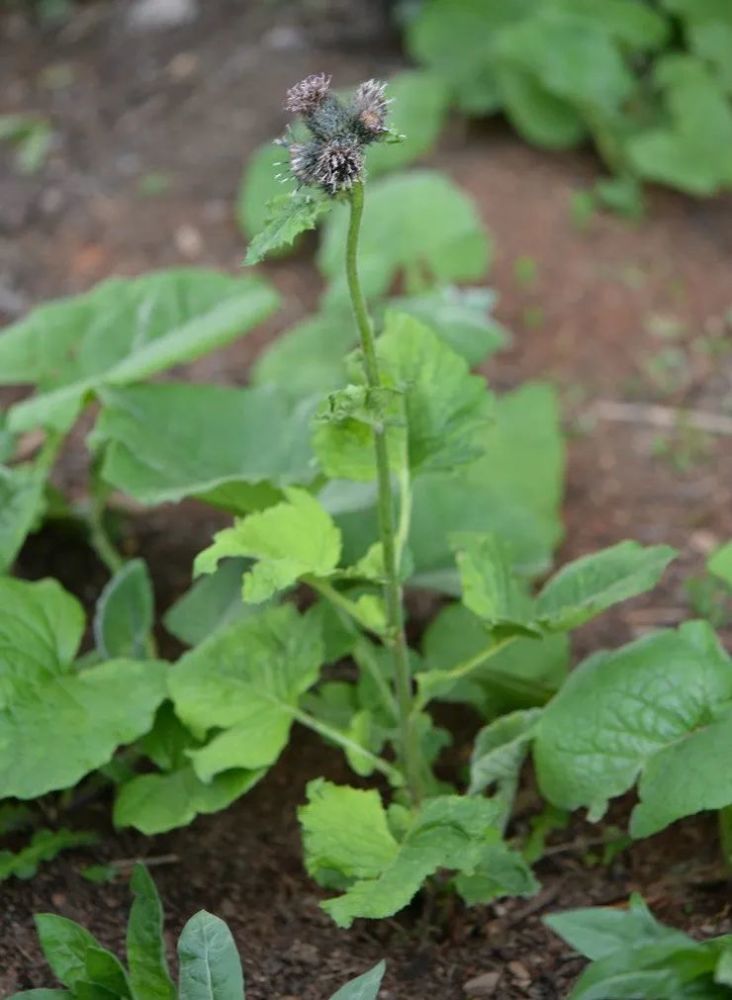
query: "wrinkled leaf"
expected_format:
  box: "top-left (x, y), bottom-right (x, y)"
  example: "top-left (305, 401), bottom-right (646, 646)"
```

top-left (0, 464), bottom-right (45, 573)
top-left (0, 578), bottom-right (167, 799)
top-left (92, 382), bottom-right (315, 509)
top-left (245, 188), bottom-right (331, 265)
top-left (169, 604), bottom-right (323, 781)
top-left (300, 780), bottom-right (535, 927)
top-left (534, 621), bottom-right (732, 831)
top-left (195, 489), bottom-right (341, 603)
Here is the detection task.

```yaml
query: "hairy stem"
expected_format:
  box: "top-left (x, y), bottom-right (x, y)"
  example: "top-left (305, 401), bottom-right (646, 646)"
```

top-left (346, 181), bottom-right (422, 803)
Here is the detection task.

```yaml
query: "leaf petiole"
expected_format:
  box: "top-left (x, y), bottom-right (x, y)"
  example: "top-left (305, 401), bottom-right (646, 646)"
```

top-left (291, 706), bottom-right (403, 786)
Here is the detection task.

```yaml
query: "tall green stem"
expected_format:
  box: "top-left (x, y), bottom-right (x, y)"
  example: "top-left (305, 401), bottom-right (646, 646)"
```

top-left (346, 181), bottom-right (421, 803)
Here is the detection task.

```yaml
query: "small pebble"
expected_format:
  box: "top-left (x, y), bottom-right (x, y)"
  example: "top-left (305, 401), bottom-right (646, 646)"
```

top-left (463, 970), bottom-right (501, 997)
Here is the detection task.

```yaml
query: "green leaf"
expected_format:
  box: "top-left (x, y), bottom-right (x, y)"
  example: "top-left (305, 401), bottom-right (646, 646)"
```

top-left (300, 780), bottom-right (534, 927)
top-left (93, 559), bottom-right (153, 660)
top-left (318, 171), bottom-right (492, 307)
top-left (387, 286), bottom-right (509, 367)
top-left (0, 578), bottom-right (167, 798)
top-left (545, 894), bottom-right (692, 961)
top-left (0, 828), bottom-right (97, 881)
top-left (469, 708), bottom-right (542, 806)
top-left (329, 961), bottom-right (385, 1000)
top-left (454, 537), bottom-right (675, 637)
top-left (495, 10), bottom-right (635, 112)
top-left (378, 312), bottom-right (493, 472)
top-left (708, 541), bottom-right (732, 587)
top-left (115, 767), bottom-right (261, 836)
top-left (407, 0), bottom-right (532, 114)
top-left (84, 947), bottom-right (131, 998)
top-left (496, 63), bottom-right (586, 149)
top-left (237, 142), bottom-right (295, 240)
top-left (245, 188), bottom-right (332, 265)
top-left (406, 382), bottom-right (565, 589)
top-left (163, 559), bottom-right (253, 647)
top-left (315, 313), bottom-right (493, 481)
top-left (534, 621), bottom-right (732, 829)
top-left (365, 70), bottom-right (449, 175)
top-left (169, 604), bottom-right (323, 781)
top-left (34, 915), bottom-right (116, 993)
top-left (300, 779), bottom-right (399, 888)
top-left (628, 55), bottom-right (732, 195)
top-left (177, 911), bottom-right (245, 1000)
top-left (420, 602), bottom-right (568, 713)
top-left (534, 540), bottom-right (677, 631)
top-left (0, 463), bottom-right (45, 573)
top-left (1, 270), bottom-right (279, 433)
top-left (251, 311), bottom-right (353, 403)
top-left (453, 532), bottom-right (538, 637)
top-left (91, 383), bottom-right (315, 509)
top-left (126, 864), bottom-right (176, 1000)
top-left (194, 489), bottom-right (341, 603)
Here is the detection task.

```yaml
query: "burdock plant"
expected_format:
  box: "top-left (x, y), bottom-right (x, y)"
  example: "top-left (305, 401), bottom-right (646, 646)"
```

top-left (229, 75), bottom-right (675, 928)
top-left (266, 73), bottom-right (423, 800)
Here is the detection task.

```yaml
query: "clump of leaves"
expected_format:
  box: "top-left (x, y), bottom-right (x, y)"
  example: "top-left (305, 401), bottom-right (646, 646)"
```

top-left (546, 893), bottom-right (732, 999)
top-left (403, 0), bottom-right (732, 204)
top-left (10, 863), bottom-right (386, 999)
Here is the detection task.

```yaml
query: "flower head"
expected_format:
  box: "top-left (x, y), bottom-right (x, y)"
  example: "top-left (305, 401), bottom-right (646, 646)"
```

top-left (284, 73), bottom-right (332, 115)
top-left (279, 74), bottom-right (392, 197)
top-left (351, 80), bottom-right (390, 142)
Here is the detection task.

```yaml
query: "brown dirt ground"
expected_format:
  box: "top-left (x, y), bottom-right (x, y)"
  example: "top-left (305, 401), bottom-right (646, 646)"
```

top-left (2, 1), bottom-right (732, 997)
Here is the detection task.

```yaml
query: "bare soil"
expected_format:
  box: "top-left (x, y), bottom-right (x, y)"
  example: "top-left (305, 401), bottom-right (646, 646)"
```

top-left (1, 1), bottom-right (732, 997)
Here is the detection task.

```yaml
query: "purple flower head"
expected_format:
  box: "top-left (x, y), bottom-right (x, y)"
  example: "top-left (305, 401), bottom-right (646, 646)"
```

top-left (280, 74), bottom-right (393, 197)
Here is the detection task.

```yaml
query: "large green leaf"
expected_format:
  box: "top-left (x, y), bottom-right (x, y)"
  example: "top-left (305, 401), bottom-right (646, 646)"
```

top-left (127, 865), bottom-right (176, 1000)
top-left (0, 578), bottom-right (167, 799)
top-left (251, 312), bottom-right (353, 403)
top-left (534, 621), bottom-right (732, 833)
top-left (0, 463), bottom-right (45, 572)
top-left (628, 55), bottom-right (732, 195)
top-left (194, 489), bottom-right (341, 603)
top-left (177, 911), bottom-right (245, 1000)
top-left (115, 767), bottom-right (261, 836)
top-left (314, 313), bottom-right (493, 481)
top-left (407, 0), bottom-right (534, 113)
top-left (318, 171), bottom-right (491, 307)
top-left (496, 63), bottom-right (586, 148)
top-left (496, 9), bottom-right (635, 112)
top-left (1, 270), bottom-right (279, 433)
top-left (169, 604), bottom-right (323, 782)
top-left (300, 780), bottom-right (536, 927)
top-left (400, 382), bottom-right (563, 589)
top-left (91, 382), bottom-right (315, 508)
